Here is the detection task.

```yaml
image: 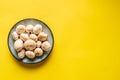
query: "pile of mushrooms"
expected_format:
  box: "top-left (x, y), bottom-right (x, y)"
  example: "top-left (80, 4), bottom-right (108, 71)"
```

top-left (12, 24), bottom-right (51, 59)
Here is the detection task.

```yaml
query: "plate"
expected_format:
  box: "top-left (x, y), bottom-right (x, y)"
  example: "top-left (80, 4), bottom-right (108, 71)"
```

top-left (8, 18), bottom-right (54, 64)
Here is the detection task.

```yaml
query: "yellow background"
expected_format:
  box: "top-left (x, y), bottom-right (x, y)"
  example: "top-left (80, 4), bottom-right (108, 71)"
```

top-left (0, 0), bottom-right (120, 80)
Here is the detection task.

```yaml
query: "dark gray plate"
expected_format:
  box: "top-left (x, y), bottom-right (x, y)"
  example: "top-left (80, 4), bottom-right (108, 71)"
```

top-left (8, 18), bottom-right (54, 64)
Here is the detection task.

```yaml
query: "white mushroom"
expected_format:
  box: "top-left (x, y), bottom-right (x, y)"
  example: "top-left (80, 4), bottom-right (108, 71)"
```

top-left (33, 24), bottom-right (42, 34)
top-left (20, 33), bottom-right (29, 41)
top-left (18, 49), bottom-right (25, 59)
top-left (14, 39), bottom-right (23, 52)
top-left (12, 31), bottom-right (19, 40)
top-left (25, 51), bottom-right (35, 59)
top-left (16, 25), bottom-right (25, 34)
top-left (34, 48), bottom-right (43, 56)
top-left (30, 34), bottom-right (38, 41)
top-left (24, 39), bottom-right (36, 50)
top-left (41, 41), bottom-right (51, 51)
top-left (38, 32), bottom-right (48, 41)
top-left (36, 41), bottom-right (41, 48)
top-left (26, 24), bottom-right (33, 33)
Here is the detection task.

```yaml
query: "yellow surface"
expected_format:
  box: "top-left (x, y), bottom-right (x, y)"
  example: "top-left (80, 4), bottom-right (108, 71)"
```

top-left (0, 0), bottom-right (120, 80)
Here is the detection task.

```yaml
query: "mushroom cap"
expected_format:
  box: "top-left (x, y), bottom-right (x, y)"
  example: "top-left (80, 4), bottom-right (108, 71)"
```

top-left (36, 41), bottom-right (41, 48)
top-left (12, 31), bottom-right (19, 40)
top-left (41, 41), bottom-right (51, 51)
top-left (38, 32), bottom-right (48, 41)
top-left (33, 24), bottom-right (42, 34)
top-left (14, 39), bottom-right (23, 52)
top-left (30, 34), bottom-right (38, 41)
top-left (26, 24), bottom-right (34, 33)
top-left (18, 49), bottom-right (25, 59)
top-left (34, 48), bottom-right (43, 56)
top-left (24, 39), bottom-right (36, 50)
top-left (16, 25), bottom-right (25, 34)
top-left (25, 51), bottom-right (35, 59)
top-left (20, 33), bottom-right (29, 41)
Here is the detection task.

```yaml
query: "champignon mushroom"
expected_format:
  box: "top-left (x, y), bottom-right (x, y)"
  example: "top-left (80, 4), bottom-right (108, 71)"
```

top-left (20, 33), bottom-right (29, 41)
top-left (16, 25), bottom-right (25, 34)
top-left (36, 41), bottom-right (41, 48)
top-left (33, 24), bottom-right (42, 34)
top-left (38, 32), bottom-right (48, 41)
top-left (25, 51), bottom-right (35, 59)
top-left (34, 48), bottom-right (43, 56)
top-left (14, 39), bottom-right (23, 52)
top-left (41, 41), bottom-right (51, 51)
top-left (30, 34), bottom-right (38, 41)
top-left (12, 31), bottom-right (19, 40)
top-left (18, 49), bottom-right (25, 59)
top-left (24, 39), bottom-right (36, 50)
top-left (26, 24), bottom-right (33, 33)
